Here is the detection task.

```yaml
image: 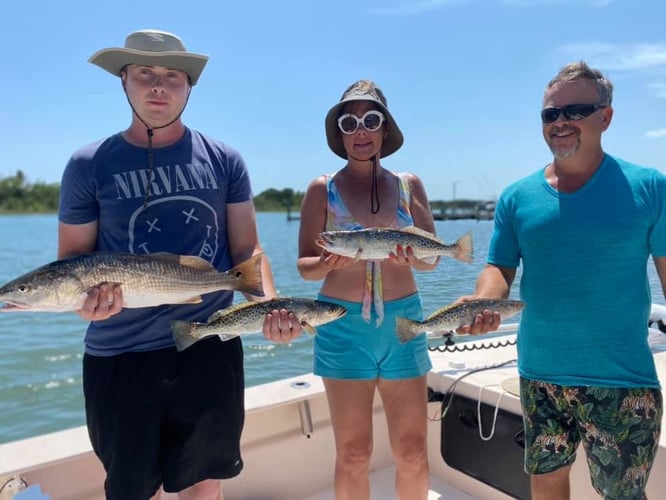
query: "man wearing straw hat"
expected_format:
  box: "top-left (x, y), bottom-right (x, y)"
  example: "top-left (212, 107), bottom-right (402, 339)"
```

top-left (57, 29), bottom-right (301, 499)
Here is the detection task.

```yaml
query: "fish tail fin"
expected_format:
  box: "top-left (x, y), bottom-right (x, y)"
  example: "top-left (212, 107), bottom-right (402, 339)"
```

top-left (395, 317), bottom-right (422, 344)
top-left (171, 320), bottom-right (203, 351)
top-left (229, 254), bottom-right (265, 297)
top-left (453, 231), bottom-right (474, 263)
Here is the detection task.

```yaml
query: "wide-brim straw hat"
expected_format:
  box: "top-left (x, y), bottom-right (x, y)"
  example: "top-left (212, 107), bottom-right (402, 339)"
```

top-left (88, 30), bottom-right (209, 86)
top-left (325, 80), bottom-right (404, 159)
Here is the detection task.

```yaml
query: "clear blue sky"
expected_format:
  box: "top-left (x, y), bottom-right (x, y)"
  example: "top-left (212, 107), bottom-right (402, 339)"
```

top-left (2, 0), bottom-right (665, 201)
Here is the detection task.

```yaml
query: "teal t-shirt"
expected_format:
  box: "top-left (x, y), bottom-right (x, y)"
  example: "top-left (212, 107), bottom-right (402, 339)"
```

top-left (489, 154), bottom-right (666, 388)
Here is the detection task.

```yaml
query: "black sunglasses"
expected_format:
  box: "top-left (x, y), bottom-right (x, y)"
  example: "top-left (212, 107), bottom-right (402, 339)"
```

top-left (541, 103), bottom-right (607, 124)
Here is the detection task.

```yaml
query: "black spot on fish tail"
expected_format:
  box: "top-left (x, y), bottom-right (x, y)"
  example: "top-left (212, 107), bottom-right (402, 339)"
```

top-left (229, 254), bottom-right (265, 297)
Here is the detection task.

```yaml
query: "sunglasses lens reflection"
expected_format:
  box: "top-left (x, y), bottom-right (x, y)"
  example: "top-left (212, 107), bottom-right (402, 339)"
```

top-left (541, 104), bottom-right (603, 123)
top-left (339, 116), bottom-right (359, 133)
top-left (363, 113), bottom-right (382, 131)
top-left (541, 108), bottom-right (560, 123)
top-left (564, 104), bottom-right (594, 120)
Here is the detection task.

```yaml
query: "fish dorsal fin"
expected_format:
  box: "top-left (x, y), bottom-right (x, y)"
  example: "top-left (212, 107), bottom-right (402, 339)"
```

top-left (425, 302), bottom-right (459, 321)
top-left (150, 252), bottom-right (214, 271)
top-left (399, 226), bottom-right (443, 243)
top-left (206, 301), bottom-right (257, 322)
top-left (178, 255), bottom-right (215, 270)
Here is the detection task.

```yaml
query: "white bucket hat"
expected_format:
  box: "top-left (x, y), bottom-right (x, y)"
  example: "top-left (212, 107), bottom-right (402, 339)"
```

top-left (88, 30), bottom-right (209, 85)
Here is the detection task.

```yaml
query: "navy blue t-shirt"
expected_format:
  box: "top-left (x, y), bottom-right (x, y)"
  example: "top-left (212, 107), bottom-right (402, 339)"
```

top-left (59, 128), bottom-right (253, 355)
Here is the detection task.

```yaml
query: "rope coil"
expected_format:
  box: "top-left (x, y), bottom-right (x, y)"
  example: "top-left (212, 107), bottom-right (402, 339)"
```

top-left (428, 337), bottom-right (517, 353)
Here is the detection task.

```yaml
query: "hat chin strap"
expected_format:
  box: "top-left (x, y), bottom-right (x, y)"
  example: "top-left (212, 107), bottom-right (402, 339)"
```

top-left (121, 82), bottom-right (192, 137)
top-left (347, 153), bottom-right (381, 214)
top-left (121, 83), bottom-right (192, 210)
top-left (370, 156), bottom-right (380, 214)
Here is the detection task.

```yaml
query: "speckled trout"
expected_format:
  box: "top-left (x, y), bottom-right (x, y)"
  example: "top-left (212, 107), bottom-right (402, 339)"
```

top-left (316, 226), bottom-right (473, 263)
top-left (171, 297), bottom-right (347, 351)
top-left (396, 299), bottom-right (524, 343)
top-left (0, 252), bottom-right (265, 312)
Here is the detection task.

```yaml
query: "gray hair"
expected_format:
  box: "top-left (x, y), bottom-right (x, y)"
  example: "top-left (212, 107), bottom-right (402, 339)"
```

top-left (545, 61), bottom-right (613, 106)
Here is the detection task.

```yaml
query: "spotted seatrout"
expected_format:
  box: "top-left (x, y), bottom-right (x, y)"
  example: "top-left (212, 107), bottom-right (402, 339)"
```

top-left (316, 226), bottom-right (473, 263)
top-left (0, 252), bottom-right (265, 312)
top-left (395, 299), bottom-right (524, 343)
top-left (171, 297), bottom-right (347, 351)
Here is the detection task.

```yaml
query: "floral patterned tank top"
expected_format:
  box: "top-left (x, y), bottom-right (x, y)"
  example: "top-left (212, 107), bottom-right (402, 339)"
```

top-left (325, 172), bottom-right (414, 325)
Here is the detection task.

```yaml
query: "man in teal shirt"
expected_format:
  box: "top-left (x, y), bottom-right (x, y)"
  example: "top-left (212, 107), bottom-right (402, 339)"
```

top-left (459, 61), bottom-right (666, 499)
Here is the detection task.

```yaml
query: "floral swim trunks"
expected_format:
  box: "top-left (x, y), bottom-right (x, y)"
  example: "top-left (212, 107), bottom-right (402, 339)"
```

top-left (520, 378), bottom-right (662, 499)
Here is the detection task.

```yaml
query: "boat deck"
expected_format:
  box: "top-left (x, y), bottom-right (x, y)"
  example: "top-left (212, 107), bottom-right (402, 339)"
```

top-left (303, 466), bottom-right (474, 500)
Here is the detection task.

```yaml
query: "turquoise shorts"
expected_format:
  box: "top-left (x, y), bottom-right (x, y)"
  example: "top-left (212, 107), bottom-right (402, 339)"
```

top-left (314, 292), bottom-right (432, 380)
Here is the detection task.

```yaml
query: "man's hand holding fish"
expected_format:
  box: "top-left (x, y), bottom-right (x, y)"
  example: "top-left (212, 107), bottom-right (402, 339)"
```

top-left (451, 294), bottom-right (503, 335)
top-left (262, 307), bottom-right (303, 344)
top-left (78, 283), bottom-right (124, 322)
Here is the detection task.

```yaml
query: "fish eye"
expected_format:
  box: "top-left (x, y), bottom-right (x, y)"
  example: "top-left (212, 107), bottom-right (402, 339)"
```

top-left (17, 285), bottom-right (30, 293)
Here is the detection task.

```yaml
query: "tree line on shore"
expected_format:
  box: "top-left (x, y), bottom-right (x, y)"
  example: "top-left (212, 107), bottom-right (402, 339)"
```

top-left (0, 171), bottom-right (60, 213)
top-left (0, 171), bottom-right (485, 214)
top-left (0, 172), bottom-right (306, 214)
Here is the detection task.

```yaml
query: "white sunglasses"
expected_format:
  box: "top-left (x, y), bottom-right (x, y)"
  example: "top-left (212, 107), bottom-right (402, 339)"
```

top-left (337, 110), bottom-right (385, 134)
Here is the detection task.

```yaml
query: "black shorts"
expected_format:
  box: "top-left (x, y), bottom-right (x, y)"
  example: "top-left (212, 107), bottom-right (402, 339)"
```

top-left (83, 336), bottom-right (244, 500)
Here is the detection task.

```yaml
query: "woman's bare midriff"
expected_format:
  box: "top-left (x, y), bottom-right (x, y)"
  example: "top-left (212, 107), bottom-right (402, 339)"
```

top-left (319, 260), bottom-right (418, 302)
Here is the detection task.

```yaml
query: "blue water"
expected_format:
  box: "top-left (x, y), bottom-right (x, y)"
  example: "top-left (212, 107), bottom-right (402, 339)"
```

top-left (0, 213), bottom-right (663, 444)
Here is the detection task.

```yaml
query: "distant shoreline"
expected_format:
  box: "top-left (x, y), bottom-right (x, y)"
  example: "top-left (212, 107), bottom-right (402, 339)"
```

top-left (0, 202), bottom-right (495, 217)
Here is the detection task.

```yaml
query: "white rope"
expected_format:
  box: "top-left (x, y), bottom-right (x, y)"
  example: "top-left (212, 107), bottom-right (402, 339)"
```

top-left (438, 359), bottom-right (517, 421)
top-left (477, 384), bottom-right (506, 441)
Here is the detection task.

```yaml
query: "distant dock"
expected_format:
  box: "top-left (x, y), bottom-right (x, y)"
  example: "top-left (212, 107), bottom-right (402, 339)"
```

top-left (431, 201), bottom-right (495, 221)
top-left (282, 201), bottom-right (495, 222)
